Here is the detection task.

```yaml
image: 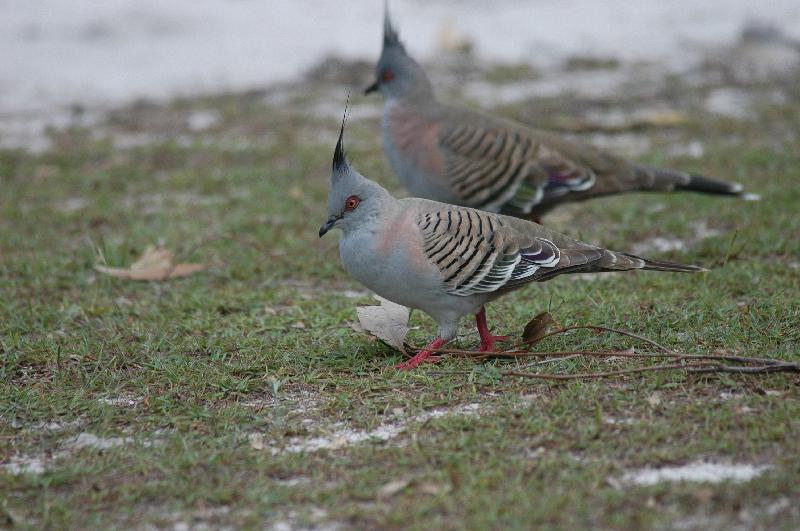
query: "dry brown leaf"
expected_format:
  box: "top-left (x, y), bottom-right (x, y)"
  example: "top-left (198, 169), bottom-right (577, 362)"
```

top-left (355, 296), bottom-right (410, 350)
top-left (522, 311), bottom-right (556, 345)
top-left (94, 245), bottom-right (205, 281)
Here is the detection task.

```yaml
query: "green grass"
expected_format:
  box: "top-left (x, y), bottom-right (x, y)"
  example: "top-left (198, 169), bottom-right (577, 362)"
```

top-left (1, 79), bottom-right (799, 529)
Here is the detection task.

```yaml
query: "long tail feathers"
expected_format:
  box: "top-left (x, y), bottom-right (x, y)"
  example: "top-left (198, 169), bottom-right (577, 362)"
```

top-left (634, 166), bottom-right (760, 201)
top-left (676, 174), bottom-right (750, 197)
top-left (600, 251), bottom-right (707, 273)
top-left (534, 248), bottom-right (707, 281)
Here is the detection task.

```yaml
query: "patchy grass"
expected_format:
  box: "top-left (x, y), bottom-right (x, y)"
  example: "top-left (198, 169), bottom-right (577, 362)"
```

top-left (1, 64), bottom-right (799, 529)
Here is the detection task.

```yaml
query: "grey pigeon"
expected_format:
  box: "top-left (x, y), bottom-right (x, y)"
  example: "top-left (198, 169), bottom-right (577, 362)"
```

top-left (365, 9), bottom-right (757, 222)
top-left (319, 109), bottom-right (705, 370)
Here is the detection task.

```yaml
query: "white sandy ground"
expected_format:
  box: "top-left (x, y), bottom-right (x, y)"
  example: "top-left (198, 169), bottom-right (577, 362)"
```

top-left (4, 391), bottom-right (502, 476)
top-left (2, 396), bottom-right (778, 531)
top-left (0, 391), bottom-right (780, 489)
top-left (98, 395), bottom-right (144, 407)
top-left (621, 461), bottom-right (771, 486)
top-left (253, 402), bottom-right (488, 455)
top-left (250, 392), bottom-right (539, 455)
top-left (630, 219), bottom-right (722, 256)
top-left (4, 431), bottom-right (165, 474)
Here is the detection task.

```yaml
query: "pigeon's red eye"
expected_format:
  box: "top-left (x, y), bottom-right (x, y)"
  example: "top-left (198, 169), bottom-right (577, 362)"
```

top-left (382, 68), bottom-right (394, 82)
top-left (344, 195), bottom-right (360, 211)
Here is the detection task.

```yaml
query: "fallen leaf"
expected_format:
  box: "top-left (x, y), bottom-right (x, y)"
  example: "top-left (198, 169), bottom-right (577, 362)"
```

top-left (355, 296), bottom-right (410, 350)
top-left (379, 479), bottom-right (411, 498)
top-left (95, 245), bottom-right (205, 281)
top-left (522, 312), bottom-right (556, 345)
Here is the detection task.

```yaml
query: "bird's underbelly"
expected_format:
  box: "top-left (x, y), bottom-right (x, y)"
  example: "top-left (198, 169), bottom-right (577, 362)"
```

top-left (339, 231), bottom-right (484, 320)
top-left (340, 238), bottom-right (436, 309)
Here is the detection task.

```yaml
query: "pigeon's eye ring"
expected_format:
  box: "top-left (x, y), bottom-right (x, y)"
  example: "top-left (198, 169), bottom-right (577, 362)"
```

top-left (344, 195), bottom-right (361, 211)
top-left (382, 68), bottom-right (394, 82)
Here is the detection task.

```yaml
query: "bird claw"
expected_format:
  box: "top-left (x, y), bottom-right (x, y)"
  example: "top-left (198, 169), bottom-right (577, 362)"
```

top-left (394, 337), bottom-right (447, 370)
top-left (394, 353), bottom-right (441, 370)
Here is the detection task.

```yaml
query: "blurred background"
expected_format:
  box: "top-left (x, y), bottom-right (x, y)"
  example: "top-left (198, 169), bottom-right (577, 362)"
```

top-left (2, 0), bottom-right (800, 149)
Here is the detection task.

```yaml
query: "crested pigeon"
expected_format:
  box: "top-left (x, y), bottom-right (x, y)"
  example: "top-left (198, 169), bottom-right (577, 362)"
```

top-left (319, 108), bottom-right (705, 370)
top-left (365, 9), bottom-right (757, 222)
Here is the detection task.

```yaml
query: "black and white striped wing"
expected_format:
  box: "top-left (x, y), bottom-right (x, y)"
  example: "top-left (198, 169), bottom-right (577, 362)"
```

top-left (417, 207), bottom-right (561, 296)
top-left (438, 123), bottom-right (597, 215)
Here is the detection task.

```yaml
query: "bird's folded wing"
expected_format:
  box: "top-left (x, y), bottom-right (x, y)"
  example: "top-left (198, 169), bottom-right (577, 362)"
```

top-left (417, 206), bottom-right (603, 296)
top-left (437, 120), bottom-right (599, 214)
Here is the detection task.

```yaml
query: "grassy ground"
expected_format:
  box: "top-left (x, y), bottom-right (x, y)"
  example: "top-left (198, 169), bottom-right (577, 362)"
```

top-left (1, 58), bottom-right (799, 529)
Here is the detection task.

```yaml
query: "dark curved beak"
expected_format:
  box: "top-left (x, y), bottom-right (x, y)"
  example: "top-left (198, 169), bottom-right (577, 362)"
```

top-left (364, 80), bottom-right (379, 95)
top-left (319, 215), bottom-right (339, 238)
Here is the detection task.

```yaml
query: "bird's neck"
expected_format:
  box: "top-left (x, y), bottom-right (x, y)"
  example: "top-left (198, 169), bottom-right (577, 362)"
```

top-left (392, 82), bottom-right (436, 105)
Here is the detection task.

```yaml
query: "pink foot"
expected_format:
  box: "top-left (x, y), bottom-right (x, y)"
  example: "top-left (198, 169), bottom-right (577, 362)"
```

top-left (475, 307), bottom-right (510, 352)
top-left (395, 337), bottom-right (446, 370)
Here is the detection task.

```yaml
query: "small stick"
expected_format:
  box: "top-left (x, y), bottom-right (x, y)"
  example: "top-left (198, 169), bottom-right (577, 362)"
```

top-left (516, 325), bottom-right (679, 354)
top-left (688, 364), bottom-right (799, 374)
top-left (501, 362), bottom-right (718, 381)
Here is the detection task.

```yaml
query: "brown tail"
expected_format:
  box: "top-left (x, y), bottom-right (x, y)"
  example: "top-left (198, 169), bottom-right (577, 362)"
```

top-left (532, 248), bottom-right (706, 281)
top-left (634, 165), bottom-right (758, 200)
top-left (599, 250), bottom-right (707, 273)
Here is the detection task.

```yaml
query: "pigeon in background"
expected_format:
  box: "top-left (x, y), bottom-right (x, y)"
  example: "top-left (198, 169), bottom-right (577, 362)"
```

top-left (365, 8), bottom-right (758, 223)
top-left (319, 106), bottom-right (705, 370)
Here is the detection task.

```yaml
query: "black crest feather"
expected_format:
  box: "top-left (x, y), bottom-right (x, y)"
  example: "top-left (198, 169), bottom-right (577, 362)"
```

top-left (332, 94), bottom-right (350, 173)
top-left (383, 2), bottom-right (403, 50)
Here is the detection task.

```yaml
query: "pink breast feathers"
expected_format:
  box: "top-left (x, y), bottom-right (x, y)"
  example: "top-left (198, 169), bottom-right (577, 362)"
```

top-left (376, 209), bottom-right (431, 273)
top-left (389, 108), bottom-right (445, 177)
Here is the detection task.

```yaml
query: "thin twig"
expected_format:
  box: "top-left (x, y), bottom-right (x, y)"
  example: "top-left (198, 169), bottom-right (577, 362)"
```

top-left (515, 354), bottom-right (583, 371)
top-left (535, 354), bottom-right (582, 365)
top-left (501, 362), bottom-right (718, 381)
top-left (401, 321), bottom-right (797, 381)
top-left (688, 364), bottom-right (799, 374)
top-left (408, 343), bottom-right (795, 369)
top-left (518, 325), bottom-right (679, 354)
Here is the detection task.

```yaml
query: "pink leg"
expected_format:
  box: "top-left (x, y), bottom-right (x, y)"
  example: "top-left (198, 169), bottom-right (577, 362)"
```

top-left (395, 337), bottom-right (447, 370)
top-left (476, 307), bottom-right (510, 352)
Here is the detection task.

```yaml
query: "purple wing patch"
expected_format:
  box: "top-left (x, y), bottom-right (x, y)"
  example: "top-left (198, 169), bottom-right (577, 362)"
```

top-left (544, 167), bottom-right (596, 197)
top-left (510, 239), bottom-right (560, 281)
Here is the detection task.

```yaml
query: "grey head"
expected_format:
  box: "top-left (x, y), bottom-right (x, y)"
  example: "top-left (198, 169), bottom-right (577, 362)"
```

top-left (319, 105), bottom-right (393, 238)
top-left (364, 4), bottom-right (434, 101)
